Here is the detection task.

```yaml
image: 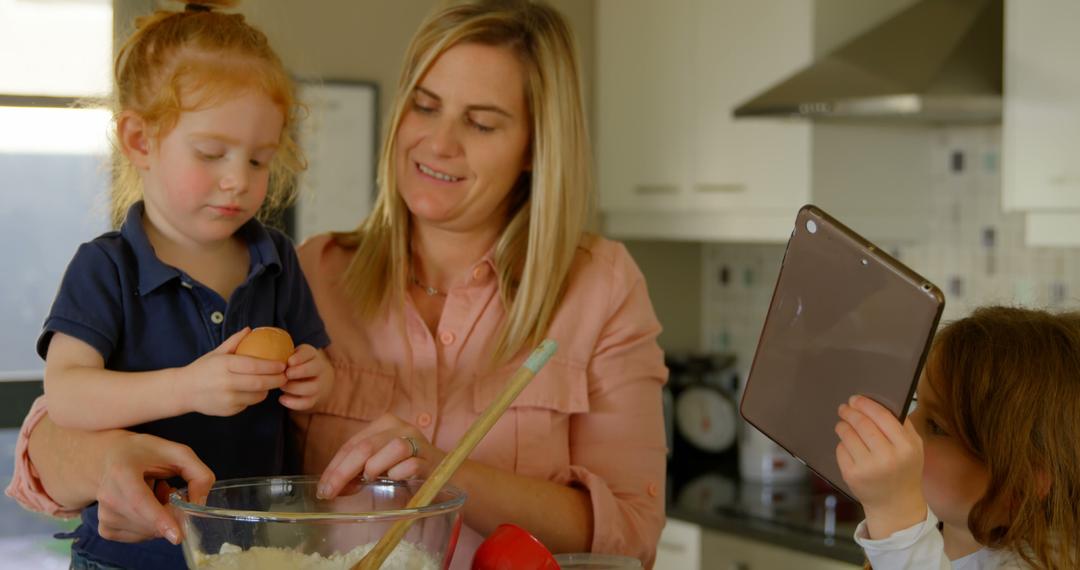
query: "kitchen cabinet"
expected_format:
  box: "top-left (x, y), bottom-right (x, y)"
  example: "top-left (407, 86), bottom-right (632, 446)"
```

top-left (1002, 0), bottom-right (1080, 245)
top-left (1002, 0), bottom-right (1080, 212)
top-left (596, 0), bottom-right (812, 242)
top-left (655, 517), bottom-right (862, 570)
top-left (701, 529), bottom-right (862, 570)
top-left (654, 518), bottom-right (701, 570)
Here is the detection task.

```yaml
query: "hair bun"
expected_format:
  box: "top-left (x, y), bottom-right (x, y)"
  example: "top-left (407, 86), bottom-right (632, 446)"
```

top-left (180, 0), bottom-right (239, 13)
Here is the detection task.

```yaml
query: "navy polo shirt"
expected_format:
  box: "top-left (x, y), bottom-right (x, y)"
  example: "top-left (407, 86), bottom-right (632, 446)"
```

top-left (38, 201), bottom-right (330, 569)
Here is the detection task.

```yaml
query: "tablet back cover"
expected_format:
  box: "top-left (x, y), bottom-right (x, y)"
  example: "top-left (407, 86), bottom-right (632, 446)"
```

top-left (739, 205), bottom-right (944, 498)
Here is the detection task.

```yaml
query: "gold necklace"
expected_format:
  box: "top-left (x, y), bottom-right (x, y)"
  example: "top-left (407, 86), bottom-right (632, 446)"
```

top-left (411, 274), bottom-right (446, 297)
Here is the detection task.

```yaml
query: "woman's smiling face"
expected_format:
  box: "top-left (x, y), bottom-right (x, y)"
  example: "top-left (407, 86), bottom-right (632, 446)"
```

top-left (394, 42), bottom-right (532, 234)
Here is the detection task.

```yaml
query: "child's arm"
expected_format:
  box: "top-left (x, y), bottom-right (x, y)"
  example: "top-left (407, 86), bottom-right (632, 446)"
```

top-left (835, 395), bottom-right (928, 540)
top-left (44, 328), bottom-right (289, 430)
top-left (278, 345), bottom-right (334, 411)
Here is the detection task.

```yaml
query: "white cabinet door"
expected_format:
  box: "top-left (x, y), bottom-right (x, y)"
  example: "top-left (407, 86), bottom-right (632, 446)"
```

top-left (654, 518), bottom-right (701, 570)
top-left (596, 0), bottom-right (812, 242)
top-left (1002, 0), bottom-right (1080, 211)
top-left (596, 0), bottom-right (693, 214)
top-left (690, 0), bottom-right (812, 214)
top-left (1024, 211), bottom-right (1080, 247)
top-left (702, 530), bottom-right (862, 570)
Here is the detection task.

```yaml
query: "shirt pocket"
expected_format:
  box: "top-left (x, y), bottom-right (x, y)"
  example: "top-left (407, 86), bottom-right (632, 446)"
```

top-left (472, 358), bottom-right (590, 479)
top-left (312, 361), bottom-right (396, 421)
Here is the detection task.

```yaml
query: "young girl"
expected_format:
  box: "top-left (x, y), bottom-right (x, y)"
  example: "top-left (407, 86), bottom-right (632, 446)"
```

top-left (836, 306), bottom-right (1080, 569)
top-left (37, 2), bottom-right (333, 568)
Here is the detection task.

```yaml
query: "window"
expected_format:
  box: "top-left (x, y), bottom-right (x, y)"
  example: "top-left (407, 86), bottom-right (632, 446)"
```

top-left (0, 1), bottom-right (112, 566)
top-left (0, 0), bottom-right (112, 383)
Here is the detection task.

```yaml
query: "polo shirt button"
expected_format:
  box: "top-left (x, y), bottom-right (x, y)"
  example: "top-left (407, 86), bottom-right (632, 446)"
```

top-left (417, 413), bottom-right (432, 428)
top-left (210, 311), bottom-right (224, 324)
top-left (647, 482), bottom-right (659, 497)
top-left (472, 265), bottom-right (489, 281)
top-left (439, 331), bottom-right (455, 345)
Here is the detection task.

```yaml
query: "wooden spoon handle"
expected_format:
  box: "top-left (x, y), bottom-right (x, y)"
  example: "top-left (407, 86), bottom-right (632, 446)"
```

top-left (353, 339), bottom-right (558, 570)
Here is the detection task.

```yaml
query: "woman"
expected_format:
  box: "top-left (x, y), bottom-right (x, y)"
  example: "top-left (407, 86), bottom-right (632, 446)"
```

top-left (8, 1), bottom-right (668, 567)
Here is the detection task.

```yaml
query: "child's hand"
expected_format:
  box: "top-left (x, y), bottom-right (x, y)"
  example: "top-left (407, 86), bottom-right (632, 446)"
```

top-left (176, 328), bottom-right (288, 417)
top-left (836, 395), bottom-right (927, 540)
top-left (279, 345), bottom-right (334, 411)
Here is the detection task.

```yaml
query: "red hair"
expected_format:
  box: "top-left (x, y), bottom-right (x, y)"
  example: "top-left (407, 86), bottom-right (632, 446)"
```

top-left (109, 0), bottom-right (303, 227)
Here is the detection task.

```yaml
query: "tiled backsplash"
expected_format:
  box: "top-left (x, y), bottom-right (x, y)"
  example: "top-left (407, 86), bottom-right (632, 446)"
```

top-left (703, 126), bottom-right (1080, 369)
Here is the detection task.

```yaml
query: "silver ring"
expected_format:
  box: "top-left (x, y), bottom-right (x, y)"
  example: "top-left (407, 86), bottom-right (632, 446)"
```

top-left (401, 436), bottom-right (419, 458)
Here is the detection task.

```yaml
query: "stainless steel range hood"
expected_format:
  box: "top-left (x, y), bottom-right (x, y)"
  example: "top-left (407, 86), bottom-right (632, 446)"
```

top-left (733, 0), bottom-right (1002, 123)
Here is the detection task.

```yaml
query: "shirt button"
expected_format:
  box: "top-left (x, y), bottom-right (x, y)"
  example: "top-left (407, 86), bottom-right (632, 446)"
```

top-left (472, 265), bottom-right (489, 281)
top-left (417, 413), bottom-right (432, 428)
top-left (439, 331), bottom-right (455, 345)
top-left (210, 311), bottom-right (224, 324)
top-left (647, 482), bottom-right (659, 497)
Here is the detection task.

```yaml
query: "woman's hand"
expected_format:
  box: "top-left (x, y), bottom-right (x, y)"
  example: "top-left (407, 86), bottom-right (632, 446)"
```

top-left (96, 432), bottom-right (215, 544)
top-left (316, 413), bottom-right (445, 499)
top-left (175, 328), bottom-right (288, 417)
top-left (835, 395), bottom-right (927, 540)
top-left (280, 345), bottom-right (334, 411)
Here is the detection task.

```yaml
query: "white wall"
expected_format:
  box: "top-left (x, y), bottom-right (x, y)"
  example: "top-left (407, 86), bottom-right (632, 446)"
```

top-left (119, 1), bottom-right (595, 134)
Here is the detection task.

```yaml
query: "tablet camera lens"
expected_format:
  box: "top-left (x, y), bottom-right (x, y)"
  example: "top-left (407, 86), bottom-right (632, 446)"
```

top-left (806, 220), bottom-right (817, 234)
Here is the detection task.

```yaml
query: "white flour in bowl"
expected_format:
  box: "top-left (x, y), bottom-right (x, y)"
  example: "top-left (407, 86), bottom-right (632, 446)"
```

top-left (190, 541), bottom-right (439, 570)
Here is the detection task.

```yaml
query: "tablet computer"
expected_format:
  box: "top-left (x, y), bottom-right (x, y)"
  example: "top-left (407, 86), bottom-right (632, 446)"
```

top-left (739, 204), bottom-right (944, 499)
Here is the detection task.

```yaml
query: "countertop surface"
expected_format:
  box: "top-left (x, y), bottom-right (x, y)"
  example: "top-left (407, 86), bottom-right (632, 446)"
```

top-left (665, 458), bottom-right (866, 565)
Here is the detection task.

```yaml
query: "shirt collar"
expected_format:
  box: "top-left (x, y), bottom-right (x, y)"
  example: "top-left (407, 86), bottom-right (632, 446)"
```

top-left (475, 246), bottom-right (497, 274)
top-left (121, 201), bottom-right (177, 296)
top-left (121, 201), bottom-right (282, 296)
top-left (235, 215), bottom-right (282, 277)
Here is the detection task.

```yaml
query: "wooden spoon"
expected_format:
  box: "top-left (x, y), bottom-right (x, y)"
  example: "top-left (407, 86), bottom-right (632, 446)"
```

top-left (353, 339), bottom-right (559, 570)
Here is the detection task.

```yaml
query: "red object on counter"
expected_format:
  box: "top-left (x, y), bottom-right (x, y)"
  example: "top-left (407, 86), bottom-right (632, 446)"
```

top-left (472, 523), bottom-right (560, 570)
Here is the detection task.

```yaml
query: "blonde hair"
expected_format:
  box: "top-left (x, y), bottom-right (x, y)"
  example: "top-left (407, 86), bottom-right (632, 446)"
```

top-left (109, 0), bottom-right (304, 228)
top-left (337, 0), bottom-right (592, 364)
top-left (925, 306), bottom-right (1080, 569)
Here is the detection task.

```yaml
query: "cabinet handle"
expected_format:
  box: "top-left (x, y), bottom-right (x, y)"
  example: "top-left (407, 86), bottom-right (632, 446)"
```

top-left (634, 184), bottom-right (679, 195)
top-left (694, 183), bottom-right (746, 193)
top-left (1050, 174), bottom-right (1080, 188)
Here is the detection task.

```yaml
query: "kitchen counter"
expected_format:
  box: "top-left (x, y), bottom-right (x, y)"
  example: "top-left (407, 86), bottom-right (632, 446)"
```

top-left (665, 459), bottom-right (866, 565)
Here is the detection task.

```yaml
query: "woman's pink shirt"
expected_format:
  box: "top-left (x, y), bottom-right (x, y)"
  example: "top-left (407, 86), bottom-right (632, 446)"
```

top-left (294, 234), bottom-right (668, 567)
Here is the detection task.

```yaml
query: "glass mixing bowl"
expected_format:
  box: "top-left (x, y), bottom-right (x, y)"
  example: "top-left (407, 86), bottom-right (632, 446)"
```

top-left (170, 476), bottom-right (465, 570)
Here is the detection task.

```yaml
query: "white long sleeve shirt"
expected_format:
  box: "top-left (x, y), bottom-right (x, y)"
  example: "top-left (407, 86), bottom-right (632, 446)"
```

top-left (854, 510), bottom-right (1027, 569)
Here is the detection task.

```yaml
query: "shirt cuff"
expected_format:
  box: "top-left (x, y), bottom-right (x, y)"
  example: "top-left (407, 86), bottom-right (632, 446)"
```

top-left (853, 509), bottom-right (955, 570)
top-left (854, 508), bottom-right (938, 550)
top-left (557, 464), bottom-right (662, 567)
top-left (4, 396), bottom-right (81, 519)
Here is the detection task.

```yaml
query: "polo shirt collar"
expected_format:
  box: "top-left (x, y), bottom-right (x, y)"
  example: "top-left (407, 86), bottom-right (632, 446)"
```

top-left (121, 202), bottom-right (175, 296)
top-left (237, 215), bottom-right (282, 277)
top-left (121, 201), bottom-right (282, 296)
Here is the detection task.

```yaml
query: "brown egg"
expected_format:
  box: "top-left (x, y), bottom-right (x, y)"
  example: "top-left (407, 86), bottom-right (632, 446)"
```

top-left (235, 327), bottom-right (294, 363)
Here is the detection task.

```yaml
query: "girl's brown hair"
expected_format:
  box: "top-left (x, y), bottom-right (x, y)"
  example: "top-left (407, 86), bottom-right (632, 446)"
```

top-left (925, 306), bottom-right (1080, 568)
top-left (109, 0), bottom-right (304, 228)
